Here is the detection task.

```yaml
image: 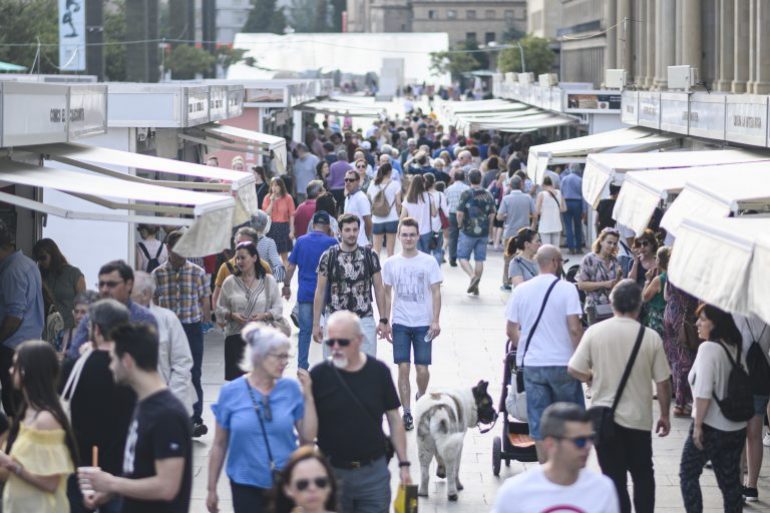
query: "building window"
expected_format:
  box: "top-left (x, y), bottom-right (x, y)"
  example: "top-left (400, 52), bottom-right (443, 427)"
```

top-left (466, 32), bottom-right (477, 43)
top-left (514, 7), bottom-right (526, 20)
top-left (467, 10), bottom-right (476, 20)
top-left (504, 9), bottom-right (514, 22)
top-left (428, 9), bottom-right (437, 19)
top-left (485, 9), bottom-right (495, 20)
top-left (447, 9), bottom-right (457, 19)
top-left (485, 32), bottom-right (496, 44)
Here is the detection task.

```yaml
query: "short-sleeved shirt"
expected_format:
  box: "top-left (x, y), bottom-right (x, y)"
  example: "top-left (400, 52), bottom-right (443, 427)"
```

top-left (457, 187), bottom-right (496, 237)
top-left (0, 251), bottom-right (44, 349)
top-left (560, 172), bottom-right (583, 201)
top-left (317, 246), bottom-right (381, 318)
top-left (311, 358), bottom-right (400, 463)
top-left (596, 198), bottom-right (617, 231)
top-left (568, 317), bottom-right (671, 431)
top-left (367, 181), bottom-right (401, 223)
top-left (293, 199), bottom-right (317, 239)
top-left (508, 256), bottom-right (538, 284)
top-left (152, 261), bottom-right (210, 324)
top-left (577, 253), bottom-right (622, 309)
top-left (382, 252), bottom-right (443, 327)
top-left (43, 264), bottom-right (84, 329)
top-left (294, 154), bottom-right (319, 195)
top-left (498, 191), bottom-right (535, 239)
top-left (262, 194), bottom-right (296, 224)
top-left (445, 182), bottom-right (470, 213)
top-left (328, 161), bottom-right (352, 190)
top-left (212, 377), bottom-right (304, 488)
top-left (343, 190), bottom-right (372, 247)
top-left (121, 389), bottom-right (192, 513)
top-left (505, 274), bottom-right (583, 367)
top-left (289, 231), bottom-right (339, 303)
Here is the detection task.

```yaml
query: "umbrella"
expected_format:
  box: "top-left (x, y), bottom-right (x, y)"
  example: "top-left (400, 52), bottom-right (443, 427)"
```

top-left (0, 61), bottom-right (27, 72)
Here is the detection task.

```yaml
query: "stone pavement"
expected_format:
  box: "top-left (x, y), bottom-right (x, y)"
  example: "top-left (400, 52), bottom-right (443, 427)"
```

top-left (189, 247), bottom-right (770, 513)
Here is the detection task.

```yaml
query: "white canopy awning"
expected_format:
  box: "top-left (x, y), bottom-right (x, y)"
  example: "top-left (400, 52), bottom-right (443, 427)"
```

top-left (583, 149), bottom-right (769, 209)
top-left (24, 142), bottom-right (258, 225)
top-left (294, 99), bottom-right (385, 118)
top-left (181, 123), bottom-right (287, 175)
top-left (0, 159), bottom-right (235, 257)
top-left (668, 217), bottom-right (770, 323)
top-left (528, 127), bottom-right (678, 185)
top-left (660, 166), bottom-right (770, 236)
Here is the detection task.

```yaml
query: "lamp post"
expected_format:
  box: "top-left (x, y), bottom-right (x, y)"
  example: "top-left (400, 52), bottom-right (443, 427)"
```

top-left (487, 42), bottom-right (526, 73)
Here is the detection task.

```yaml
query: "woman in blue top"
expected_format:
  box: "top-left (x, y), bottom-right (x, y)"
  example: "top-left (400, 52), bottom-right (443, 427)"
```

top-left (207, 324), bottom-right (317, 513)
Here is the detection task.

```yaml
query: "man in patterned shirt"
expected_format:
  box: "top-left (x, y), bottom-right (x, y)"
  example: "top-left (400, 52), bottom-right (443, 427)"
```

top-left (444, 169), bottom-right (470, 267)
top-left (456, 169), bottom-right (496, 296)
top-left (152, 230), bottom-right (211, 437)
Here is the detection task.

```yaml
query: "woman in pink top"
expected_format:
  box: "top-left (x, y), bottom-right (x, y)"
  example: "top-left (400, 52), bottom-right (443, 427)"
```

top-left (262, 177), bottom-right (296, 267)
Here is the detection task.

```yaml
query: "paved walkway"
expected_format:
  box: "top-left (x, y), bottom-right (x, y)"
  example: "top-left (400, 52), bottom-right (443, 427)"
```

top-left (189, 247), bottom-right (770, 512)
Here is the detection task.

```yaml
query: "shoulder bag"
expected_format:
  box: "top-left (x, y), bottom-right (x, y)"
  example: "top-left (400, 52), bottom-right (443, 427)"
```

top-left (588, 323), bottom-right (646, 447)
top-left (61, 347), bottom-right (93, 420)
top-left (327, 361), bottom-right (395, 463)
top-left (244, 379), bottom-right (282, 485)
top-left (517, 277), bottom-right (560, 392)
top-left (427, 193), bottom-right (441, 250)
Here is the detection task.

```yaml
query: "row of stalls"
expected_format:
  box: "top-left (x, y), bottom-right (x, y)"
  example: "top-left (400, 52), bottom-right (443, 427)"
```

top-left (0, 77), bottom-right (330, 284)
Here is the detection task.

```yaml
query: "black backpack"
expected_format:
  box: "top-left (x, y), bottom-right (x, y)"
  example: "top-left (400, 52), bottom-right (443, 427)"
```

top-left (138, 242), bottom-right (164, 273)
top-left (712, 342), bottom-right (754, 422)
top-left (744, 321), bottom-right (770, 395)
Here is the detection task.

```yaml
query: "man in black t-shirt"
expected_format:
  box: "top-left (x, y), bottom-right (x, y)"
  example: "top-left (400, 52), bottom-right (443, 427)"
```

top-left (311, 311), bottom-right (411, 513)
top-left (79, 323), bottom-right (192, 513)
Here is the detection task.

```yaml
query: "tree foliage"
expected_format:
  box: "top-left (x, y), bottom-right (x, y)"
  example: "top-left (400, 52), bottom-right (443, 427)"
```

top-left (0, 0), bottom-right (59, 73)
top-left (165, 44), bottom-right (216, 79)
top-left (497, 35), bottom-right (555, 76)
top-left (242, 0), bottom-right (286, 34)
top-left (104, 0), bottom-right (127, 81)
top-left (215, 46), bottom-right (246, 72)
top-left (429, 39), bottom-right (488, 79)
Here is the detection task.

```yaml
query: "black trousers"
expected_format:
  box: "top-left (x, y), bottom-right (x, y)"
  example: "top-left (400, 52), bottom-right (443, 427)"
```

top-left (230, 481), bottom-right (268, 513)
top-left (679, 422), bottom-right (746, 513)
top-left (595, 422), bottom-right (655, 513)
top-left (225, 334), bottom-right (246, 381)
top-left (0, 345), bottom-right (17, 416)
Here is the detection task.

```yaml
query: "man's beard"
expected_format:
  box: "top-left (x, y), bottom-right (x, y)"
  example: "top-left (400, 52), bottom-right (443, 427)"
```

top-left (331, 354), bottom-right (348, 369)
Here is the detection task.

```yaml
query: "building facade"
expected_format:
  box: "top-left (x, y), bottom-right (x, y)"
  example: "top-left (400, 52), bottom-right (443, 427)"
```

top-left (346, 0), bottom-right (527, 47)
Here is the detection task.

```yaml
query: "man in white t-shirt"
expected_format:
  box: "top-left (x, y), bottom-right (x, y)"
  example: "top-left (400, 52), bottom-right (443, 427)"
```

top-left (343, 169), bottom-right (373, 247)
top-left (505, 244), bottom-right (584, 462)
top-left (568, 280), bottom-right (671, 513)
top-left (490, 402), bottom-right (620, 513)
top-left (382, 218), bottom-right (443, 431)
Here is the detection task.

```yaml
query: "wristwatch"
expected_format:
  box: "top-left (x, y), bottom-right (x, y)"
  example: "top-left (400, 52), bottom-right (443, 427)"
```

top-left (398, 461), bottom-right (411, 467)
top-left (379, 318), bottom-right (389, 325)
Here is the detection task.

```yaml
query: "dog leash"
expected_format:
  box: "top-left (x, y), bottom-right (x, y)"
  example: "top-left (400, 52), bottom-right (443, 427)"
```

top-left (477, 417), bottom-right (497, 434)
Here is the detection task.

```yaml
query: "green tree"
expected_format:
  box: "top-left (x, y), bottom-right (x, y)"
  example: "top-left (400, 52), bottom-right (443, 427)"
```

top-left (430, 39), bottom-right (487, 79)
top-left (0, 0), bottom-right (58, 73)
top-left (165, 44), bottom-right (215, 79)
top-left (242, 0), bottom-right (286, 34)
top-left (104, 0), bottom-right (127, 81)
top-left (215, 46), bottom-right (246, 73)
top-left (497, 35), bottom-right (555, 75)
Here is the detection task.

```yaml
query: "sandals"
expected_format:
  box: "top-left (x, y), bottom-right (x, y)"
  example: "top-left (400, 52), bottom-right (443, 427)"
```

top-left (673, 405), bottom-right (692, 417)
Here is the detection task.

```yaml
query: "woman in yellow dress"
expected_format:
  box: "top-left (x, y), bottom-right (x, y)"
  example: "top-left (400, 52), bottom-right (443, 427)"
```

top-left (0, 340), bottom-right (77, 513)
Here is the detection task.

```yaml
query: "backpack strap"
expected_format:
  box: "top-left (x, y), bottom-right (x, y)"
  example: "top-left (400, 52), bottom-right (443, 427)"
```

top-left (153, 242), bottom-right (164, 259)
top-left (137, 242), bottom-right (151, 260)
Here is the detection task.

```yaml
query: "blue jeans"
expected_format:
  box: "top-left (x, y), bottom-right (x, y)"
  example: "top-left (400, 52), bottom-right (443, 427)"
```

top-left (523, 366), bottom-right (585, 440)
top-left (417, 233), bottom-right (433, 254)
top-left (297, 302), bottom-right (314, 370)
top-left (448, 213), bottom-right (459, 262)
top-left (183, 322), bottom-right (204, 422)
top-left (457, 233), bottom-right (488, 262)
top-left (564, 199), bottom-right (584, 250)
top-left (391, 324), bottom-right (432, 365)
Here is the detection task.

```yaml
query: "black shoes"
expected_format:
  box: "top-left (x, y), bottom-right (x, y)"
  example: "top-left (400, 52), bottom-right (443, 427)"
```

top-left (192, 420), bottom-right (209, 438)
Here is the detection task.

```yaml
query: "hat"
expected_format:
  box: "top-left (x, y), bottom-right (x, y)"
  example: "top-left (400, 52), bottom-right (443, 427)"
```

top-left (312, 211), bottom-right (331, 225)
top-left (361, 141), bottom-right (372, 150)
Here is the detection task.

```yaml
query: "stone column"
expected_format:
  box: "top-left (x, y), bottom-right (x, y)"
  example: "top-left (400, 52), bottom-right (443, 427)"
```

top-left (717, 0), bottom-right (734, 91)
top-left (616, 0), bottom-right (632, 70)
top-left (681, 0), bottom-right (702, 69)
top-left (645, 0), bottom-right (656, 87)
top-left (732, 0), bottom-right (750, 93)
top-left (747, 0), bottom-right (758, 92)
top-left (755, 0), bottom-right (770, 93)
top-left (636, 0), bottom-right (647, 85)
top-left (654, 0), bottom-right (675, 87)
top-left (675, 0), bottom-right (684, 64)
top-left (605, 0), bottom-right (618, 72)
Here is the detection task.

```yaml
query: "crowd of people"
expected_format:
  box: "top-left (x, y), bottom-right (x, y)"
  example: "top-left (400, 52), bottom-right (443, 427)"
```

top-left (0, 99), bottom-right (767, 513)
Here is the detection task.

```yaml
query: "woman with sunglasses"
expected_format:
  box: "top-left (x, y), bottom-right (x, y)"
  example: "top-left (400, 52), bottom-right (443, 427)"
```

top-left (216, 242), bottom-right (286, 381)
top-left (629, 229), bottom-right (659, 289)
top-left (577, 227), bottom-right (623, 325)
top-left (208, 324), bottom-right (317, 513)
top-left (271, 446), bottom-right (338, 513)
top-left (263, 177), bottom-right (296, 268)
top-left (353, 157), bottom-right (371, 191)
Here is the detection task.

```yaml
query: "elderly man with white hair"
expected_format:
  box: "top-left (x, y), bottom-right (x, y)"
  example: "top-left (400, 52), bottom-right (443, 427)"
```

top-left (131, 271), bottom-right (194, 415)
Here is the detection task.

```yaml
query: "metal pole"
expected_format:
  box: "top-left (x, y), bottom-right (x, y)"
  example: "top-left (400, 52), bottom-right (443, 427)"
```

top-left (517, 43), bottom-right (526, 73)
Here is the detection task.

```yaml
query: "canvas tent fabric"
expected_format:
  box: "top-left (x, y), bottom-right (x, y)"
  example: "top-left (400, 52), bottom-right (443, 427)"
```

top-left (199, 124), bottom-right (288, 175)
top-left (0, 159), bottom-right (234, 257)
top-left (527, 127), bottom-right (678, 185)
top-left (24, 142), bottom-right (258, 226)
top-left (583, 149), bottom-right (769, 209)
top-left (293, 99), bottom-right (386, 118)
top-left (668, 216), bottom-right (770, 323)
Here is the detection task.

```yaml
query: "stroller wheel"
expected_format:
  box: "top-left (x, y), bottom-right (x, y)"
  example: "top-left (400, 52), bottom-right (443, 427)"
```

top-left (492, 436), bottom-right (502, 476)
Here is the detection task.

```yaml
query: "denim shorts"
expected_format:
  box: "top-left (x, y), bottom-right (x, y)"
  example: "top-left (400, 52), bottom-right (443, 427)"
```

top-left (754, 394), bottom-right (769, 416)
top-left (523, 366), bottom-right (585, 440)
top-left (372, 221), bottom-right (398, 234)
top-left (457, 233), bottom-right (488, 262)
top-left (392, 324), bottom-right (432, 365)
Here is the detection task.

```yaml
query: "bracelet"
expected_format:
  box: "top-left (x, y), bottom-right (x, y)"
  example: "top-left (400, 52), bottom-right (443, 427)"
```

top-left (398, 461), bottom-right (411, 467)
top-left (379, 318), bottom-right (389, 324)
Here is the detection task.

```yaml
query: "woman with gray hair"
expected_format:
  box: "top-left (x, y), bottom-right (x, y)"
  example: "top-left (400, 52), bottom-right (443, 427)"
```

top-left (251, 210), bottom-right (286, 283)
top-left (207, 323), bottom-right (317, 513)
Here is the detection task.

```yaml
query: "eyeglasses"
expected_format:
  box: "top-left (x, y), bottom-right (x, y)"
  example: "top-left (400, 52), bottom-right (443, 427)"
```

top-left (555, 434), bottom-right (595, 449)
top-left (324, 338), bottom-right (352, 347)
top-left (268, 352), bottom-right (290, 361)
top-left (399, 233), bottom-right (418, 238)
top-left (356, 165), bottom-right (366, 169)
top-left (635, 241), bottom-right (650, 247)
top-left (294, 476), bottom-right (330, 491)
top-left (98, 280), bottom-right (124, 289)
top-left (344, 177), bottom-right (358, 183)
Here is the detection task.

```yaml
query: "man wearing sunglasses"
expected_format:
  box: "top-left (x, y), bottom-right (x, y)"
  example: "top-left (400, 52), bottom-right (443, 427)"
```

top-left (491, 403), bottom-right (620, 513)
top-left (310, 311), bottom-right (409, 513)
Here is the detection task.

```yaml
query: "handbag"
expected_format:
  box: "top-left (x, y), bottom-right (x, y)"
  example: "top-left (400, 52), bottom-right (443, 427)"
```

top-left (60, 347), bottom-right (93, 420)
top-left (517, 277), bottom-right (560, 392)
top-left (328, 362), bottom-right (395, 463)
top-left (245, 379), bottom-right (282, 485)
top-left (588, 323), bottom-right (646, 447)
top-left (393, 484), bottom-right (419, 513)
top-left (427, 193), bottom-right (441, 250)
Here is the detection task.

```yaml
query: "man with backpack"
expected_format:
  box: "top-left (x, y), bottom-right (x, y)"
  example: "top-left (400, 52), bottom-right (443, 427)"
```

top-left (456, 169), bottom-right (496, 295)
top-left (313, 214), bottom-right (388, 358)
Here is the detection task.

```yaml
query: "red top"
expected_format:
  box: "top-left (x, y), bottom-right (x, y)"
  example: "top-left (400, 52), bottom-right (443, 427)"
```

top-left (293, 199), bottom-right (317, 239)
top-left (262, 194), bottom-right (296, 223)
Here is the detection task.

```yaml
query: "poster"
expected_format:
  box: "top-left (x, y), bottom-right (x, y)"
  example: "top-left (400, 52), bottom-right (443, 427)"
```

top-left (59, 0), bottom-right (86, 71)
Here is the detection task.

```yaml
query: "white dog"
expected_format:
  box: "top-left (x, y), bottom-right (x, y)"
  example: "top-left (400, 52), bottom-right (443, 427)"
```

top-left (414, 380), bottom-right (496, 501)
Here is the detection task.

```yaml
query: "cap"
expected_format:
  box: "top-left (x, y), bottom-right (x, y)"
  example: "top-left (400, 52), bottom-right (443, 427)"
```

top-left (361, 141), bottom-right (372, 150)
top-left (312, 211), bottom-right (331, 225)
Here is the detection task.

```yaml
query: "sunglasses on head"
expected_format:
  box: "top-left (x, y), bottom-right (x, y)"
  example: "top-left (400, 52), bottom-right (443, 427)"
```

top-left (324, 338), bottom-right (351, 347)
top-left (294, 476), bottom-right (330, 491)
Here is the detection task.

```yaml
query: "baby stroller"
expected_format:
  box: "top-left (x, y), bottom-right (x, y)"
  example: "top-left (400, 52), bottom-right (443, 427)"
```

top-left (492, 340), bottom-right (538, 476)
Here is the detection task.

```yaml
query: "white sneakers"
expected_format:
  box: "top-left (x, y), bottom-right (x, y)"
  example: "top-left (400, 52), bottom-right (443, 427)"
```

top-left (763, 432), bottom-right (770, 447)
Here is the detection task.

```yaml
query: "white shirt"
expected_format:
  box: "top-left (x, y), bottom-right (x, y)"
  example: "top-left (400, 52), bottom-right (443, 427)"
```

top-left (367, 180), bottom-right (401, 223)
top-left (344, 190), bottom-right (372, 247)
top-left (491, 467), bottom-right (619, 513)
top-left (688, 341), bottom-right (748, 432)
top-left (506, 274), bottom-right (583, 367)
top-left (402, 193), bottom-right (432, 235)
top-left (429, 190), bottom-right (449, 232)
top-left (149, 303), bottom-right (194, 416)
top-left (382, 252), bottom-right (443, 327)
